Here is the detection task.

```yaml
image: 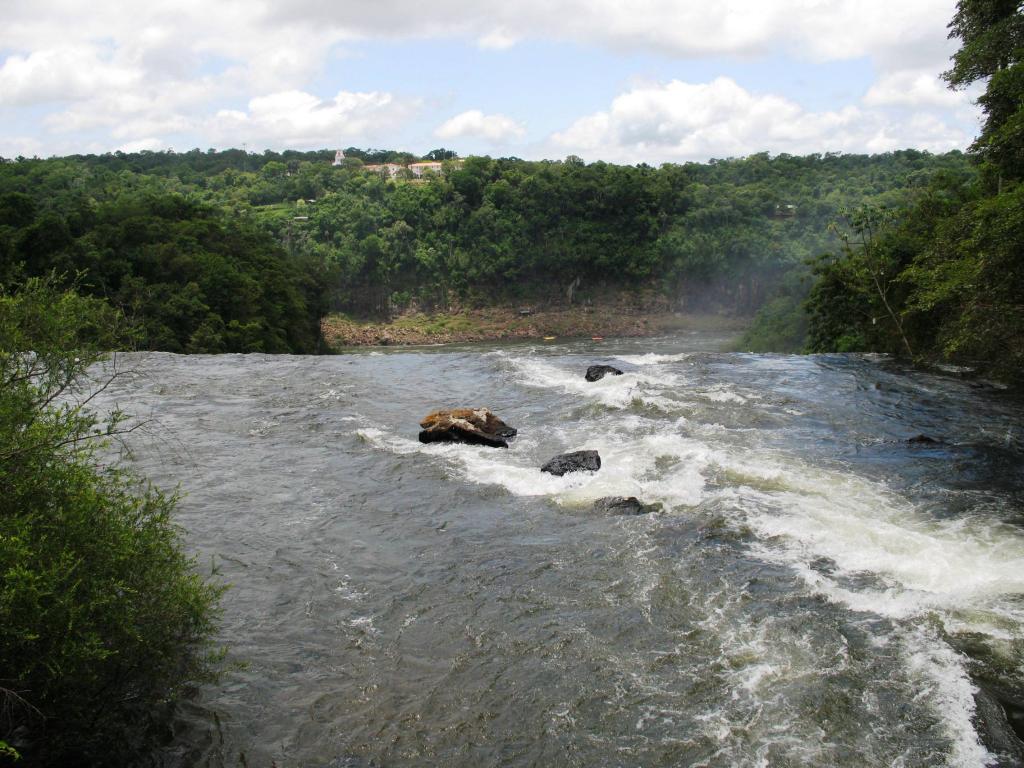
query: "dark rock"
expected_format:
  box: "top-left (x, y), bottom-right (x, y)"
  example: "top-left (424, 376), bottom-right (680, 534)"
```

top-left (541, 450), bottom-right (601, 476)
top-left (906, 434), bottom-right (940, 444)
top-left (585, 364), bottom-right (623, 382)
top-left (593, 496), bottom-right (655, 515)
top-left (418, 408), bottom-right (517, 448)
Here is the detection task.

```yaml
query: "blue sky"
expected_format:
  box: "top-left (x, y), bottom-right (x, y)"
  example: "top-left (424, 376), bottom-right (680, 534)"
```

top-left (0, 1), bottom-right (981, 163)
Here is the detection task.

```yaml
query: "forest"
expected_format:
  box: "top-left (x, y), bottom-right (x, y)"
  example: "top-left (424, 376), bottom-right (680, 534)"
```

top-left (0, 145), bottom-right (973, 355)
top-left (802, 0), bottom-right (1024, 386)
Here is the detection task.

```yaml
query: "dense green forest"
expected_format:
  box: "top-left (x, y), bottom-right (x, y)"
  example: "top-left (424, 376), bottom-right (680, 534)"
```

top-left (0, 146), bottom-right (972, 353)
top-left (804, 0), bottom-right (1023, 385)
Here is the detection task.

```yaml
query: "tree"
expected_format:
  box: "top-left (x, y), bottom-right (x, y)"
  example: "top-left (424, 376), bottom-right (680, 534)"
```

top-left (829, 206), bottom-right (915, 357)
top-left (944, 0), bottom-right (1024, 184)
top-left (425, 148), bottom-right (458, 161)
top-left (944, 0), bottom-right (1023, 89)
top-left (0, 278), bottom-right (223, 766)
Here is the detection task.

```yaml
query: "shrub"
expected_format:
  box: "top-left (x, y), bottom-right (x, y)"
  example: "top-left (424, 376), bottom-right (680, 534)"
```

top-left (0, 278), bottom-right (223, 766)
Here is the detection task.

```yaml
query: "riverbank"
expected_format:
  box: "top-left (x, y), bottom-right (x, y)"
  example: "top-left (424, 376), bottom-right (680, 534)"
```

top-left (321, 306), bottom-right (748, 348)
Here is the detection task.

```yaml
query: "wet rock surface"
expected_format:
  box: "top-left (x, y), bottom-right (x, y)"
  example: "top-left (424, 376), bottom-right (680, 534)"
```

top-left (541, 450), bottom-right (601, 476)
top-left (592, 496), bottom-right (656, 515)
top-left (418, 408), bottom-right (517, 448)
top-left (585, 365), bottom-right (623, 382)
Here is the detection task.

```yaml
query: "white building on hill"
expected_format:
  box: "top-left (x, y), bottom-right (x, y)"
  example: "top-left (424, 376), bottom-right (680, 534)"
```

top-left (361, 159), bottom-right (462, 179)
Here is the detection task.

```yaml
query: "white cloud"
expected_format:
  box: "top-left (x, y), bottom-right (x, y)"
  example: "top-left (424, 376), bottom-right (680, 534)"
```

top-left (38, 74), bottom-right (217, 150)
top-left (209, 89), bottom-right (420, 148)
top-left (0, 135), bottom-right (45, 159)
top-left (477, 28), bottom-right (518, 50)
top-left (116, 137), bottom-right (166, 153)
top-left (0, 1), bottom-right (959, 72)
top-left (261, 0), bottom-right (957, 68)
top-left (0, 0), bottom-right (977, 157)
top-left (551, 77), bottom-right (972, 164)
top-left (0, 46), bottom-right (141, 106)
top-left (863, 68), bottom-right (977, 109)
top-left (435, 110), bottom-right (525, 143)
top-left (0, 2), bottom-right (349, 98)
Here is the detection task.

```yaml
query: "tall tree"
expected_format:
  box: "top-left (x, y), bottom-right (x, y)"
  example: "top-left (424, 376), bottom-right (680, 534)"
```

top-left (944, 0), bottom-right (1024, 183)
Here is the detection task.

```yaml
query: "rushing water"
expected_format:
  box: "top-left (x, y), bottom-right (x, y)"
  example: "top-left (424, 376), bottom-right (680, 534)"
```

top-left (93, 332), bottom-right (1024, 767)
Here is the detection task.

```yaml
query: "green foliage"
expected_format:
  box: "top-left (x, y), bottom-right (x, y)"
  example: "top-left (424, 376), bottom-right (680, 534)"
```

top-left (425, 148), bottom-right (459, 161)
top-left (945, 0), bottom-right (1024, 184)
top-left (904, 184), bottom-right (1024, 378)
top-left (736, 271), bottom-right (810, 353)
top-left (0, 147), bottom-right (974, 342)
top-left (0, 174), bottom-right (329, 353)
top-left (830, 206), bottom-right (915, 356)
top-left (0, 741), bottom-right (18, 762)
top-left (0, 278), bottom-right (223, 765)
top-left (229, 148), bottom-right (966, 316)
top-left (805, 180), bottom-right (977, 358)
top-left (944, 0), bottom-right (1024, 90)
top-left (805, 1), bottom-right (1024, 385)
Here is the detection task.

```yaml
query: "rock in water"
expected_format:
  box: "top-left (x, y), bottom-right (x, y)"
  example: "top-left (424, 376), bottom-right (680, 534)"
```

top-left (906, 434), bottom-right (940, 444)
top-left (592, 496), bottom-right (656, 515)
top-left (541, 450), bottom-right (601, 476)
top-left (585, 365), bottom-right (623, 382)
top-left (419, 408), bottom-right (517, 448)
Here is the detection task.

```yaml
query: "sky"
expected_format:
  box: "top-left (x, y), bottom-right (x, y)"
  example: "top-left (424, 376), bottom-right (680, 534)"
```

top-left (0, 0), bottom-right (983, 164)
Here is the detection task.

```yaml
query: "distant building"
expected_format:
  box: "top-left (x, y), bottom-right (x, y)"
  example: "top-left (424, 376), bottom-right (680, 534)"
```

top-left (363, 162), bottom-right (405, 178)
top-left (332, 149), bottom-right (346, 166)
top-left (408, 161), bottom-right (446, 177)
top-left (361, 159), bottom-right (462, 179)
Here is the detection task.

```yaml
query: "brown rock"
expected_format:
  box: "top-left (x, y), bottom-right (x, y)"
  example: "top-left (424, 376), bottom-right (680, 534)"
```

top-left (419, 408), bottom-right (518, 448)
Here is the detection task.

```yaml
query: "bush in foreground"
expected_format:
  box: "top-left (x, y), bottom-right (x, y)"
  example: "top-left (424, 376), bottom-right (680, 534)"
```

top-left (0, 279), bottom-right (223, 766)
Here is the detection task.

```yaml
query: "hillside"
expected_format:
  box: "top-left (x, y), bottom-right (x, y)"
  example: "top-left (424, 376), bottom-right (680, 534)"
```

top-left (0, 148), bottom-right (973, 352)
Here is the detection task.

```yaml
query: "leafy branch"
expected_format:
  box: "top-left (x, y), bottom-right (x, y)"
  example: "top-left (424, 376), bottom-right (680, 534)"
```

top-left (829, 206), bottom-right (915, 358)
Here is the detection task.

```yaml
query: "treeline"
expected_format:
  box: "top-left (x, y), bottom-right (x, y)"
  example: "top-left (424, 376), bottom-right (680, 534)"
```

top-left (0, 176), bottom-right (329, 353)
top-left (0, 145), bottom-right (972, 352)
top-left (801, 0), bottom-right (1023, 385)
top-left (282, 151), bottom-right (971, 316)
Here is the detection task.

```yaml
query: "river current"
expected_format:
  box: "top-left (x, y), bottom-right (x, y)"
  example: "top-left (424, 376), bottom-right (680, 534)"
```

top-left (94, 333), bottom-right (1024, 767)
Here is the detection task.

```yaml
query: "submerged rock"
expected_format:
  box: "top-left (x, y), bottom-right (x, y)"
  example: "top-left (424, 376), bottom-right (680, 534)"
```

top-left (418, 408), bottom-right (517, 448)
top-left (541, 450), bottom-right (601, 476)
top-left (585, 365), bottom-right (623, 382)
top-left (592, 496), bottom-right (656, 515)
top-left (906, 434), bottom-right (940, 444)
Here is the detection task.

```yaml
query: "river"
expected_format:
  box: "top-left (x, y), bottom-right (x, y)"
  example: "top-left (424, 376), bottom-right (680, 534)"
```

top-left (94, 332), bottom-right (1024, 767)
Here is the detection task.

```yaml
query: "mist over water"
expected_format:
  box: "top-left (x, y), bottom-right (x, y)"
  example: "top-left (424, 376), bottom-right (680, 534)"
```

top-left (95, 333), bottom-right (1024, 767)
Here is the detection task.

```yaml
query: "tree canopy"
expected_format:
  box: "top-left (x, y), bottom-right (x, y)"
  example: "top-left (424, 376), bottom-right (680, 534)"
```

top-left (0, 143), bottom-right (977, 357)
top-left (802, 0), bottom-right (1024, 385)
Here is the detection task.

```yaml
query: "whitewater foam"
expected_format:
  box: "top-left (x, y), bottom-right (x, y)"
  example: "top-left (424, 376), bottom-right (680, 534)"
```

top-left (899, 625), bottom-right (995, 767)
top-left (354, 346), bottom-right (1024, 765)
top-left (503, 354), bottom-right (682, 410)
